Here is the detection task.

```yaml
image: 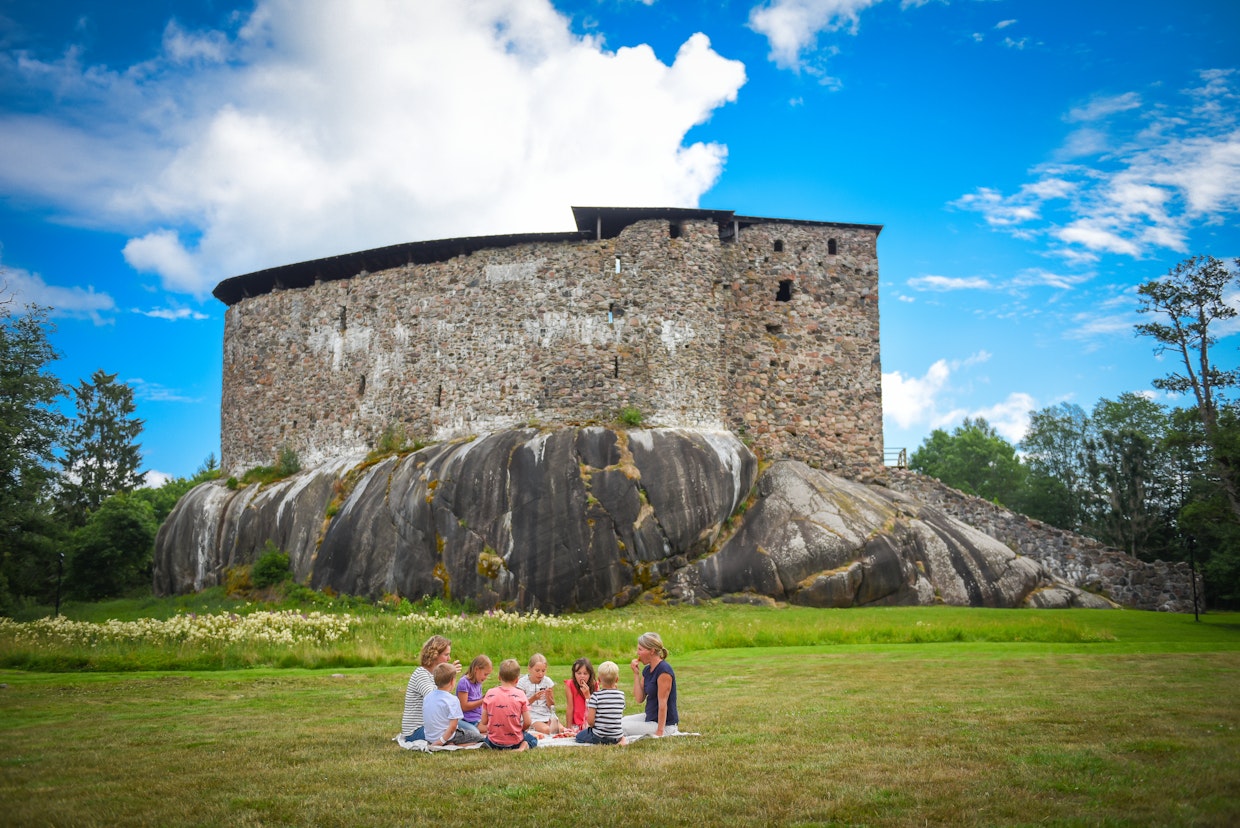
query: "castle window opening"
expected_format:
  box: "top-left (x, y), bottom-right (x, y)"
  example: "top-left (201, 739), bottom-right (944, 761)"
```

top-left (776, 280), bottom-right (794, 302)
top-left (614, 356), bottom-right (620, 378)
top-left (338, 306), bottom-right (347, 331)
top-left (669, 221), bottom-right (682, 239)
top-left (773, 240), bottom-right (784, 253)
top-left (615, 257), bottom-right (621, 274)
top-left (436, 384), bottom-right (443, 407)
top-left (828, 238), bottom-right (838, 255)
top-left (358, 375), bottom-right (366, 395)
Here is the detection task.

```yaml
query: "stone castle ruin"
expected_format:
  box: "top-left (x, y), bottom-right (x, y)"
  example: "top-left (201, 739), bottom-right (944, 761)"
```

top-left (153, 207), bottom-right (1199, 613)
top-left (213, 207), bottom-right (883, 478)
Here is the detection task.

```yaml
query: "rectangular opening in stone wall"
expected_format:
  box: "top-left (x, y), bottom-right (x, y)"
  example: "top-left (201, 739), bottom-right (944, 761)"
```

top-left (436, 384), bottom-right (443, 407)
top-left (776, 280), bottom-right (793, 302)
top-left (766, 323), bottom-right (783, 334)
top-left (358, 375), bottom-right (366, 396)
top-left (669, 221), bottom-right (682, 239)
top-left (614, 356), bottom-right (619, 378)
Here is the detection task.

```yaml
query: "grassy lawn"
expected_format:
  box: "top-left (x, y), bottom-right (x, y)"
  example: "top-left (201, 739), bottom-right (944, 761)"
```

top-left (2, 606), bottom-right (1238, 826)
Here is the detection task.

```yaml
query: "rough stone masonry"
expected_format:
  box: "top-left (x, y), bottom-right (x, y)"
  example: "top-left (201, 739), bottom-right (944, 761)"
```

top-left (213, 207), bottom-right (883, 478)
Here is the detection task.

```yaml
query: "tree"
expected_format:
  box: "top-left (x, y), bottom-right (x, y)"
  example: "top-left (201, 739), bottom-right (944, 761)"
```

top-left (1083, 394), bottom-right (1177, 560)
top-left (909, 417), bottom-right (1028, 507)
top-left (66, 492), bottom-right (157, 600)
top-left (0, 291), bottom-right (67, 609)
top-left (58, 369), bottom-right (145, 526)
top-left (1020, 402), bottom-right (1091, 530)
top-left (1136, 255), bottom-right (1240, 519)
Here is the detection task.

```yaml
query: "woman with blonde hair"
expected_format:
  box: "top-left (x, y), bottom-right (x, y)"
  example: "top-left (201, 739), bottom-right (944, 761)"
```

top-left (401, 634), bottom-right (461, 742)
top-left (622, 631), bottom-right (679, 737)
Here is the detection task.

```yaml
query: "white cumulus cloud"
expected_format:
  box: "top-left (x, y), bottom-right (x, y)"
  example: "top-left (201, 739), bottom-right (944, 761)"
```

top-left (748, 0), bottom-right (883, 71)
top-left (0, 0), bottom-right (748, 297)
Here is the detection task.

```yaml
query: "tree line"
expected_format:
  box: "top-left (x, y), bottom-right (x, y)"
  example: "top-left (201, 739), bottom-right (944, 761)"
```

top-left (909, 256), bottom-right (1240, 608)
top-left (1, 285), bottom-right (218, 614)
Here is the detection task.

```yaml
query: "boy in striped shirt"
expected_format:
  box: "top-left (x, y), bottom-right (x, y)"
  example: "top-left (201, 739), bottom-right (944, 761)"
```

top-left (574, 660), bottom-right (627, 745)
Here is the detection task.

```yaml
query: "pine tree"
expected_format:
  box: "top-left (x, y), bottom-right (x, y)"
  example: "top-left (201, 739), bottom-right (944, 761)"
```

top-left (59, 369), bottom-right (145, 526)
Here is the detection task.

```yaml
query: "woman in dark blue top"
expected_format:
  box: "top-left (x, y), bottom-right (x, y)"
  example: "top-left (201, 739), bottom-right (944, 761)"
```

top-left (622, 631), bottom-right (679, 736)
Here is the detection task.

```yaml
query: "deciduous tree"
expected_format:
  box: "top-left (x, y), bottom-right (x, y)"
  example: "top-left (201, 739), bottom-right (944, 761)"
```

top-left (0, 290), bottom-right (67, 608)
top-left (909, 417), bottom-right (1027, 507)
top-left (1136, 255), bottom-right (1240, 519)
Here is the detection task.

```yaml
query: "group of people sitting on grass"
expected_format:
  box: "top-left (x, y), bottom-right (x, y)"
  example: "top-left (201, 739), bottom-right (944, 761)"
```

top-left (401, 631), bottom-right (679, 751)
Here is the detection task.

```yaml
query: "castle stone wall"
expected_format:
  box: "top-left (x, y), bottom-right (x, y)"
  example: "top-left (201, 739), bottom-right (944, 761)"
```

top-left (219, 214), bottom-right (882, 477)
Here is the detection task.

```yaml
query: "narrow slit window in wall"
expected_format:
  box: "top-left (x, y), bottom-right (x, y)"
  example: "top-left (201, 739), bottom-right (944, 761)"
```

top-left (338, 306), bottom-right (347, 331)
top-left (358, 375), bottom-right (366, 395)
top-left (828, 238), bottom-right (838, 255)
top-left (436, 384), bottom-right (443, 407)
top-left (777, 280), bottom-right (793, 302)
top-left (614, 356), bottom-right (620, 378)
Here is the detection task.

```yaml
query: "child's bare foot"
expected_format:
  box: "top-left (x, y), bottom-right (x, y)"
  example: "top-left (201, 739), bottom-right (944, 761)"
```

top-left (619, 737), bottom-right (627, 746)
top-left (516, 742), bottom-right (528, 752)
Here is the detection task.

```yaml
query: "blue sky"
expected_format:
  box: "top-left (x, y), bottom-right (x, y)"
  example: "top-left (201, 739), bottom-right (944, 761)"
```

top-left (2, 0), bottom-right (1238, 482)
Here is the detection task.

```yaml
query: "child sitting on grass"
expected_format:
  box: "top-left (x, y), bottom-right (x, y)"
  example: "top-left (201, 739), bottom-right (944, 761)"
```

top-left (423, 663), bottom-right (482, 747)
top-left (564, 657), bottom-right (597, 732)
top-left (480, 658), bottom-right (539, 751)
top-left (517, 653), bottom-right (564, 735)
top-left (456, 654), bottom-right (492, 737)
top-left (574, 660), bottom-right (626, 745)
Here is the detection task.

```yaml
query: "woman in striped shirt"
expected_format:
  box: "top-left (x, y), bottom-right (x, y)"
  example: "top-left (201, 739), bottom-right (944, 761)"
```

top-left (401, 634), bottom-right (461, 741)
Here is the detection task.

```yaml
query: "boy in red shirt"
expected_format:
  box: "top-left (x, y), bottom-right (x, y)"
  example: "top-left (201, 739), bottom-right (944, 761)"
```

top-left (479, 658), bottom-right (539, 751)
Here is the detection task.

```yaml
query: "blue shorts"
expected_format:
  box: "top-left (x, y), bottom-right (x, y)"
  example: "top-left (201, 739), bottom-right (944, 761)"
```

top-left (575, 727), bottom-right (621, 745)
top-left (485, 732), bottom-right (538, 750)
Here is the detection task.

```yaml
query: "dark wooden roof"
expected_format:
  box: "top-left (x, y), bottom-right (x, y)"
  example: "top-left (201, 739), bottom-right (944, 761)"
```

top-left (212, 206), bottom-right (883, 306)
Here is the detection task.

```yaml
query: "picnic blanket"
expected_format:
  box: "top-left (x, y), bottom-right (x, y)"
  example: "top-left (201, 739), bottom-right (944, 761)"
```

top-left (395, 731), bottom-right (700, 752)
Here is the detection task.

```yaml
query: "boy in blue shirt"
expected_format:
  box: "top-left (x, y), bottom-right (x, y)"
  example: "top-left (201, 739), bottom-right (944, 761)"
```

top-left (424, 663), bottom-right (482, 746)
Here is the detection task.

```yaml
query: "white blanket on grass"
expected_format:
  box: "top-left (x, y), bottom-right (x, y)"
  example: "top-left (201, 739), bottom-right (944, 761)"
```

top-left (395, 732), bottom-right (699, 751)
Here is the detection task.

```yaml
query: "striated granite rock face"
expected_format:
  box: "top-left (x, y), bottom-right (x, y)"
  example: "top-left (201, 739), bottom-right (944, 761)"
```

top-left (155, 427), bottom-right (756, 611)
top-left (669, 461), bottom-right (1111, 609)
top-left (155, 426), bottom-right (1116, 610)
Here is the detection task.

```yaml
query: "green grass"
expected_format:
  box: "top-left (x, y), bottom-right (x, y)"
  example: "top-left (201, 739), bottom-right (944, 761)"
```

top-left (1, 605), bottom-right (1238, 826)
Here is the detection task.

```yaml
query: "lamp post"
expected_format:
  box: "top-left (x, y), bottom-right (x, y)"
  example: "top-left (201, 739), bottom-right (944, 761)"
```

top-left (1187, 534), bottom-right (1200, 623)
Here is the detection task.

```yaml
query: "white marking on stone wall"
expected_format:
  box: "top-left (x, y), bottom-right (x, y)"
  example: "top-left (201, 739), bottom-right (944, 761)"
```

top-left (528, 311), bottom-right (620, 347)
top-left (308, 325), bottom-right (374, 371)
top-left (660, 319), bottom-right (696, 354)
top-left (486, 259), bottom-right (545, 284)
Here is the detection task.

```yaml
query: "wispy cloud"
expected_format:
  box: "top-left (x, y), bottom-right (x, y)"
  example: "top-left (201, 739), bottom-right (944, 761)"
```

top-left (133, 306), bottom-right (210, 321)
top-left (907, 274), bottom-right (994, 291)
top-left (1, 263), bottom-right (115, 324)
top-left (126, 378), bottom-right (203, 404)
top-left (951, 70), bottom-right (1240, 261)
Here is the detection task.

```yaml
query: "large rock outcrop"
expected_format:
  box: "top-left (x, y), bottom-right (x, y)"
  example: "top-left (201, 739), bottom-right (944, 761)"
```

top-left (154, 426), bottom-right (1116, 610)
top-left (671, 461), bottom-right (1110, 609)
top-left (155, 427), bottom-right (757, 611)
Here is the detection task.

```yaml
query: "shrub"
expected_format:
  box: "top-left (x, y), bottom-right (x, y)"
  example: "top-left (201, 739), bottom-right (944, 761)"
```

top-left (618, 405), bottom-right (644, 427)
top-left (275, 445), bottom-right (301, 477)
top-left (252, 543), bottom-right (291, 589)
